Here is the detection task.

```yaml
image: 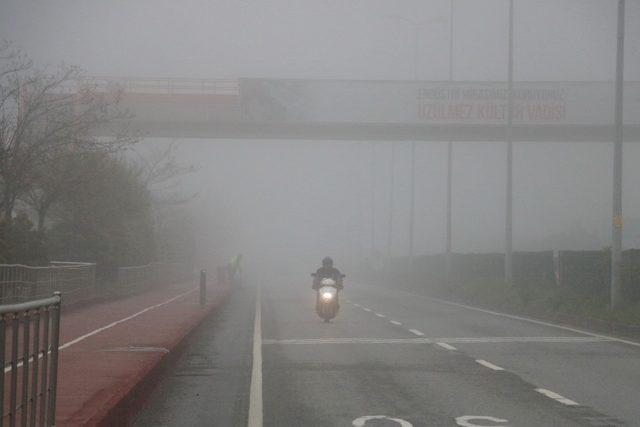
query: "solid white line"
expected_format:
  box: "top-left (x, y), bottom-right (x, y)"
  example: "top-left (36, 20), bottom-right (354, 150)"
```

top-left (436, 342), bottom-right (457, 351)
top-left (5, 287), bottom-right (197, 374)
top-left (476, 359), bottom-right (505, 371)
top-left (262, 337), bottom-right (432, 345)
top-left (438, 336), bottom-right (609, 344)
top-left (389, 320), bottom-right (403, 326)
top-left (535, 388), bottom-right (579, 406)
top-left (248, 286), bottom-right (263, 427)
top-left (362, 307), bottom-right (372, 312)
top-left (58, 288), bottom-right (196, 351)
top-left (354, 283), bottom-right (640, 349)
top-left (375, 313), bottom-right (386, 318)
top-left (409, 329), bottom-right (425, 337)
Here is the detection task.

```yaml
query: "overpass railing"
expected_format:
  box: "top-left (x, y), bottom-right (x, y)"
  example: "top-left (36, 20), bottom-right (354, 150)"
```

top-left (0, 263), bottom-right (95, 305)
top-left (82, 76), bottom-right (239, 95)
top-left (0, 293), bottom-right (62, 427)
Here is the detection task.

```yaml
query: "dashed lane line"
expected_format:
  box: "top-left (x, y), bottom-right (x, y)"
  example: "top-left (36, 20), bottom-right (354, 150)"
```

top-left (354, 284), bottom-right (640, 349)
top-left (362, 307), bottom-right (372, 312)
top-left (535, 388), bottom-right (579, 406)
top-left (475, 359), bottom-right (505, 371)
top-left (375, 313), bottom-right (386, 318)
top-left (436, 342), bottom-right (457, 351)
top-left (409, 329), bottom-right (425, 337)
top-left (389, 320), bottom-right (403, 326)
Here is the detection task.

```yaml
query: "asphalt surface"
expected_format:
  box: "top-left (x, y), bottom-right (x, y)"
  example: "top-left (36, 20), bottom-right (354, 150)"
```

top-left (134, 279), bottom-right (640, 426)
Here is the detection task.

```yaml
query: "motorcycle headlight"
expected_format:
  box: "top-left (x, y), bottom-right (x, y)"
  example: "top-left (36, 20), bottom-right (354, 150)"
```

top-left (322, 292), bottom-right (333, 301)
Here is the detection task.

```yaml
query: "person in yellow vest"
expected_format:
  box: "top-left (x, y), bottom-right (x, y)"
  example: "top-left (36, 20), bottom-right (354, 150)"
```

top-left (227, 254), bottom-right (242, 284)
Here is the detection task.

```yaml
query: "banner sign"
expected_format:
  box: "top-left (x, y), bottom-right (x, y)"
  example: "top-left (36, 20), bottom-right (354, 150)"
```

top-left (240, 79), bottom-right (640, 125)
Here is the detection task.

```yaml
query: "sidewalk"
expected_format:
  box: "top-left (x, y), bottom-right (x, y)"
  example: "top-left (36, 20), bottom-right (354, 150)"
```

top-left (53, 280), bottom-right (231, 426)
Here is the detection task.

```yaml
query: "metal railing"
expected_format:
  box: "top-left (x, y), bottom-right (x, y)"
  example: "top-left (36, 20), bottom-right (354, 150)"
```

top-left (116, 262), bottom-right (192, 293)
top-left (0, 264), bottom-right (95, 305)
top-left (74, 76), bottom-right (239, 95)
top-left (0, 293), bottom-right (61, 427)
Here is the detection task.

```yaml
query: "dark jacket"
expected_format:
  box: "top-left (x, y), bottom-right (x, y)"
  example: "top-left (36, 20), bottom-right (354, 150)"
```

top-left (313, 266), bottom-right (344, 290)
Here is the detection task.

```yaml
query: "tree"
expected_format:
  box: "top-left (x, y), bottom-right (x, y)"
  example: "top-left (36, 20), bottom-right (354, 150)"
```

top-left (47, 153), bottom-right (156, 268)
top-left (0, 42), bottom-right (133, 221)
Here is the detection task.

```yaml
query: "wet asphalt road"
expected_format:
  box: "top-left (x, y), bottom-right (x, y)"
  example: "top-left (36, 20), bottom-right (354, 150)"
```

top-left (134, 280), bottom-right (640, 426)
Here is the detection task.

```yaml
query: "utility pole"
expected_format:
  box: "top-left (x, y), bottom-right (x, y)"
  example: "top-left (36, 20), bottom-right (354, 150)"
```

top-left (611, 0), bottom-right (625, 308)
top-left (387, 143), bottom-right (396, 259)
top-left (370, 143), bottom-right (376, 255)
top-left (409, 141), bottom-right (416, 282)
top-left (505, 0), bottom-right (514, 284)
top-left (445, 0), bottom-right (455, 284)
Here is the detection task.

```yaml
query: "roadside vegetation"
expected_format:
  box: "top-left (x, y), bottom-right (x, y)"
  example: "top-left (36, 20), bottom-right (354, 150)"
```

top-left (0, 42), bottom-right (195, 271)
top-left (437, 279), bottom-right (640, 328)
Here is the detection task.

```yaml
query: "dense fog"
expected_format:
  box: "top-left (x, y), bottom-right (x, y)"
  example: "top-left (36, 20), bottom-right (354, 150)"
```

top-left (2, 0), bottom-right (639, 275)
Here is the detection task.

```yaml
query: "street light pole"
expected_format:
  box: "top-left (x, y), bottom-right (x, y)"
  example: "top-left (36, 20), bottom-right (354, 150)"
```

top-left (505, 0), bottom-right (514, 284)
top-left (445, 0), bottom-right (455, 285)
top-left (611, 0), bottom-right (625, 308)
top-left (370, 142), bottom-right (376, 255)
top-left (409, 141), bottom-right (416, 281)
top-left (387, 143), bottom-right (396, 259)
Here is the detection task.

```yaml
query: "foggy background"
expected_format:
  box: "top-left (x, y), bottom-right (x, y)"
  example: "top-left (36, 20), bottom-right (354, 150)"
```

top-left (2, 0), bottom-right (639, 275)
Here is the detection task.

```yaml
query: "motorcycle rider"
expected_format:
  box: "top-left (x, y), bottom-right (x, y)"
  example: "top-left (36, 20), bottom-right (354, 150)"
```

top-left (312, 257), bottom-right (344, 290)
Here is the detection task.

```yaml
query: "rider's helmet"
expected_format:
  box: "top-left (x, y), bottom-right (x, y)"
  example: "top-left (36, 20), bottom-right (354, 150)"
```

top-left (322, 257), bottom-right (333, 267)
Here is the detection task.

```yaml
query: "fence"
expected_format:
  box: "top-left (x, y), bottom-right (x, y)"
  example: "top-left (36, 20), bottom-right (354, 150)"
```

top-left (0, 293), bottom-right (61, 427)
top-left (0, 263), bottom-right (95, 305)
top-left (116, 262), bottom-right (192, 293)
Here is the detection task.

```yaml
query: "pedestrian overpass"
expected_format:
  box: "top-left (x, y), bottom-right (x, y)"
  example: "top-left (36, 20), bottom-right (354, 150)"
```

top-left (88, 76), bottom-right (640, 142)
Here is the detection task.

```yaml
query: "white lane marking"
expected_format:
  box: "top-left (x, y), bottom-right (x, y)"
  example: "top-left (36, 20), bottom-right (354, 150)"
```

top-left (456, 415), bottom-right (509, 426)
top-left (5, 287), bottom-right (197, 374)
top-left (437, 342), bottom-right (457, 351)
top-left (353, 303), bottom-right (362, 308)
top-left (475, 359), bottom-right (505, 371)
top-left (353, 415), bottom-right (413, 427)
top-left (375, 313), bottom-right (386, 318)
top-left (362, 307), bottom-right (372, 312)
top-left (263, 337), bottom-right (432, 345)
top-left (248, 286), bottom-right (263, 427)
top-left (389, 320), bottom-right (403, 326)
top-left (438, 336), bottom-right (609, 344)
top-left (358, 285), bottom-right (640, 349)
top-left (261, 336), bottom-right (607, 346)
top-left (103, 346), bottom-right (169, 353)
top-left (535, 388), bottom-right (579, 406)
top-left (409, 329), bottom-right (425, 337)
top-left (58, 287), bottom-right (196, 352)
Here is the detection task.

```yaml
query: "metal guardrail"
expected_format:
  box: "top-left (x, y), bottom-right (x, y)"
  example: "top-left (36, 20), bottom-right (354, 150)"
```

top-left (0, 264), bottom-right (95, 305)
top-left (116, 262), bottom-right (192, 292)
top-left (0, 293), bottom-right (61, 427)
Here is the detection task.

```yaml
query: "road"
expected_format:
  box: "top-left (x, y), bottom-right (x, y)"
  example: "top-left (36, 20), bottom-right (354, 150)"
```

top-left (134, 279), bottom-right (640, 426)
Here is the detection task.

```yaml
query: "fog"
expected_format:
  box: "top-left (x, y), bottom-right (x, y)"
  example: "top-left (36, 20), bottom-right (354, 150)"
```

top-left (3, 0), bottom-right (639, 277)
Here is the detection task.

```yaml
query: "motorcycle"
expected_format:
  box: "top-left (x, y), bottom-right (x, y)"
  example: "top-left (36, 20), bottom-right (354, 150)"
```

top-left (311, 274), bottom-right (345, 322)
